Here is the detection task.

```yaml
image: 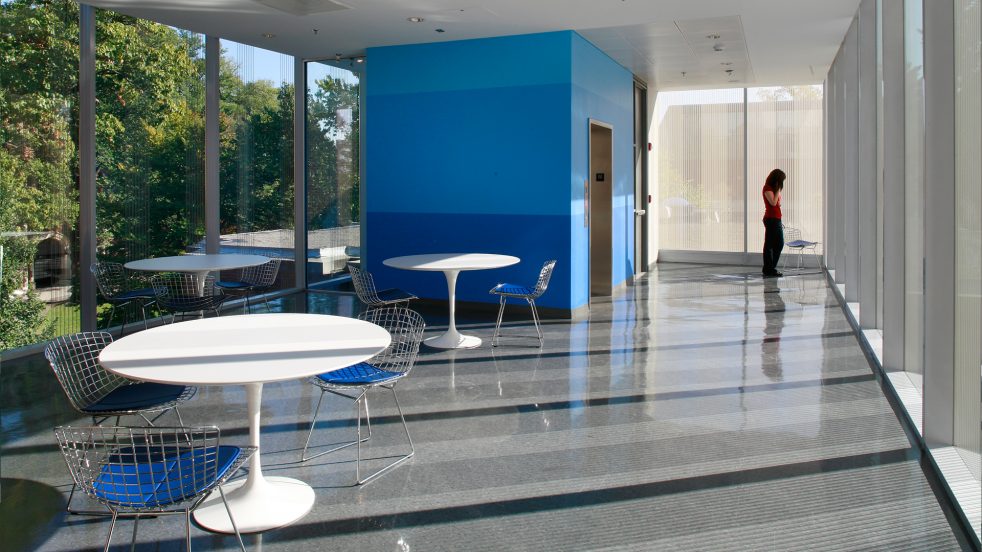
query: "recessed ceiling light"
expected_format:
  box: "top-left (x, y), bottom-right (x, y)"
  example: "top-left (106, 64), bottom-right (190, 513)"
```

top-left (355, 58), bottom-right (364, 63)
top-left (713, 44), bottom-right (725, 52)
top-left (407, 16), bottom-right (424, 23)
top-left (262, 32), bottom-right (276, 38)
top-left (435, 28), bottom-right (445, 33)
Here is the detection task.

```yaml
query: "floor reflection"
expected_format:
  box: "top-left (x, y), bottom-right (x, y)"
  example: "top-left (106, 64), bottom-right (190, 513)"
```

top-left (762, 277), bottom-right (786, 382)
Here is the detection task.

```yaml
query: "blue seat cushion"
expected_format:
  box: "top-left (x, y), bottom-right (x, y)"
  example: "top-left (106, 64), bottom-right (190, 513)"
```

top-left (117, 288), bottom-right (155, 301)
top-left (93, 445), bottom-right (241, 508)
top-left (376, 288), bottom-right (415, 303)
top-left (85, 383), bottom-right (189, 413)
top-left (786, 240), bottom-right (817, 248)
top-left (150, 446), bottom-right (241, 506)
top-left (317, 362), bottom-right (401, 385)
top-left (215, 280), bottom-right (251, 290)
top-left (491, 283), bottom-right (533, 296)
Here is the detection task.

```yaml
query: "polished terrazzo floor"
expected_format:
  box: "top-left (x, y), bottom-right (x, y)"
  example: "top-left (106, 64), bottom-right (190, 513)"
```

top-left (1, 264), bottom-right (975, 551)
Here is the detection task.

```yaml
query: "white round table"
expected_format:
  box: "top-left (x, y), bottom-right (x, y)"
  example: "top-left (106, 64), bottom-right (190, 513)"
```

top-left (125, 254), bottom-right (269, 295)
top-left (384, 253), bottom-right (519, 349)
top-left (98, 313), bottom-right (391, 534)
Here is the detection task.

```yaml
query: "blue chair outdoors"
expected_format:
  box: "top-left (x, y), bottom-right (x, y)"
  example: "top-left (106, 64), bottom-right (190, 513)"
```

top-left (348, 262), bottom-right (416, 309)
top-left (91, 262), bottom-right (156, 336)
top-left (44, 332), bottom-right (196, 427)
top-left (301, 306), bottom-right (425, 485)
top-left (45, 332), bottom-right (197, 515)
top-left (215, 257), bottom-right (281, 313)
top-left (54, 425), bottom-right (254, 551)
top-left (781, 226), bottom-right (820, 271)
top-left (152, 273), bottom-right (226, 323)
top-left (489, 260), bottom-right (557, 347)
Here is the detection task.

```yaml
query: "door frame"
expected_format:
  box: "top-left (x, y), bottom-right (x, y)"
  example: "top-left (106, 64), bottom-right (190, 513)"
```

top-left (588, 118), bottom-right (614, 302)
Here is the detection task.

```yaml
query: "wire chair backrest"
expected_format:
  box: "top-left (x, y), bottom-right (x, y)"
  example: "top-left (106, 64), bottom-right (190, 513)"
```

top-left (358, 307), bottom-right (426, 375)
top-left (784, 226), bottom-right (802, 243)
top-left (241, 258), bottom-right (281, 287)
top-left (44, 332), bottom-right (128, 413)
top-left (348, 262), bottom-right (383, 305)
top-left (151, 273), bottom-right (214, 298)
top-left (53, 426), bottom-right (223, 510)
top-left (531, 260), bottom-right (557, 298)
top-left (91, 262), bottom-right (127, 300)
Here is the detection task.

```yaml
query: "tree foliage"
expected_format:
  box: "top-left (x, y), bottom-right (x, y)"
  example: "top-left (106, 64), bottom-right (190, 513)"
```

top-left (1, 1), bottom-right (361, 350)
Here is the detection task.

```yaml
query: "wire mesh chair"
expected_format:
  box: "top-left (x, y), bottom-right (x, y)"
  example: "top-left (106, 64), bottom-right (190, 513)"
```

top-left (348, 262), bottom-right (417, 308)
top-left (301, 307), bottom-right (425, 485)
top-left (54, 426), bottom-right (254, 552)
top-left (44, 332), bottom-right (197, 514)
top-left (91, 262), bottom-right (156, 336)
top-left (151, 273), bottom-right (226, 323)
top-left (781, 226), bottom-right (820, 271)
top-left (215, 258), bottom-right (281, 313)
top-left (489, 260), bottom-right (557, 347)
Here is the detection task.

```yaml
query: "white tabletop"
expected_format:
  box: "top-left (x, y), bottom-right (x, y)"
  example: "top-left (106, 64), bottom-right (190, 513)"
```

top-left (99, 313), bottom-right (391, 386)
top-left (124, 253), bottom-right (269, 273)
top-left (384, 253), bottom-right (520, 272)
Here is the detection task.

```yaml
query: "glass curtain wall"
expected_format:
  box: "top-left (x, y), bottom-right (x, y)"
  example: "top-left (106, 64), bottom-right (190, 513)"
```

top-left (306, 61), bottom-right (361, 289)
top-left (747, 86), bottom-right (825, 254)
top-left (657, 87), bottom-right (824, 255)
top-left (827, 0), bottom-right (981, 534)
top-left (954, 0), bottom-right (982, 480)
top-left (218, 40), bottom-right (294, 292)
top-left (903, 0), bottom-right (925, 388)
top-left (656, 88), bottom-right (745, 252)
top-left (0, 0), bottom-right (80, 351)
top-left (95, 11), bottom-right (205, 325)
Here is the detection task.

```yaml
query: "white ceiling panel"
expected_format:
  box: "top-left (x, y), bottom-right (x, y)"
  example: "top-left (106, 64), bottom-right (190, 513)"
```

top-left (80, 0), bottom-right (859, 90)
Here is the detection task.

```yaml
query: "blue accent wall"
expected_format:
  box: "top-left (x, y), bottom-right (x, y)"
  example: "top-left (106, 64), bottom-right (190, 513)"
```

top-left (365, 31), bottom-right (634, 311)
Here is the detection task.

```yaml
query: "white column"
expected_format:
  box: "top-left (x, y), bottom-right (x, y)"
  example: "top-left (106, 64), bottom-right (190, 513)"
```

top-left (858, 0), bottom-right (878, 325)
top-left (881, 0), bottom-right (906, 372)
top-left (843, 18), bottom-right (860, 298)
top-left (922, 0), bottom-right (956, 445)
top-left (79, 5), bottom-right (97, 331)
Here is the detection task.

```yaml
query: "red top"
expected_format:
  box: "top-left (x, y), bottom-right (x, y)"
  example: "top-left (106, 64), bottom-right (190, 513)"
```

top-left (763, 185), bottom-right (782, 219)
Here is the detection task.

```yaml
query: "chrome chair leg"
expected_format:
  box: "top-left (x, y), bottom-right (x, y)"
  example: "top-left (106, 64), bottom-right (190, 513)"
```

top-left (528, 298), bottom-right (543, 344)
top-left (492, 296), bottom-right (506, 347)
top-left (301, 389), bottom-right (370, 462)
top-left (104, 510), bottom-right (119, 552)
top-left (130, 514), bottom-right (139, 552)
top-left (355, 386), bottom-right (415, 486)
top-left (218, 485), bottom-right (247, 552)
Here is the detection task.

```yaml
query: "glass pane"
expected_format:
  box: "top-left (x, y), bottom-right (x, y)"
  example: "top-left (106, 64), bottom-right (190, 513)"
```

top-left (904, 0), bottom-right (925, 388)
top-left (95, 12), bottom-right (205, 325)
top-left (0, 0), bottom-right (80, 351)
top-left (656, 88), bottom-right (745, 252)
top-left (954, 0), bottom-right (982, 479)
top-left (747, 86), bottom-right (825, 256)
top-left (218, 40), bottom-right (295, 292)
top-left (306, 61), bottom-right (360, 289)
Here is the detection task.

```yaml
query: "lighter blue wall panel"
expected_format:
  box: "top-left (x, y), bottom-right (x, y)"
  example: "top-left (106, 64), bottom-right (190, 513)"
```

top-left (570, 33), bottom-right (635, 299)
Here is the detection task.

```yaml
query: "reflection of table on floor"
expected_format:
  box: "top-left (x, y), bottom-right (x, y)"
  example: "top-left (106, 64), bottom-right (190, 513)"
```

top-left (384, 253), bottom-right (519, 349)
top-left (99, 313), bottom-right (390, 533)
top-left (125, 254), bottom-right (269, 295)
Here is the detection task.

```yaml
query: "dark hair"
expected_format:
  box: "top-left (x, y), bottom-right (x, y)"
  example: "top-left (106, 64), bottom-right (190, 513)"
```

top-left (765, 169), bottom-right (786, 192)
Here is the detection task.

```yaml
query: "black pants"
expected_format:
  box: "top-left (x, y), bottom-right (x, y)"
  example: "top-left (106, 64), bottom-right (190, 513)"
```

top-left (762, 218), bottom-right (784, 273)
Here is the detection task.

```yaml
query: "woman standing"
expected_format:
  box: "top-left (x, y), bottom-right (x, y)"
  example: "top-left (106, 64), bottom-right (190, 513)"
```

top-left (762, 168), bottom-right (786, 277)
